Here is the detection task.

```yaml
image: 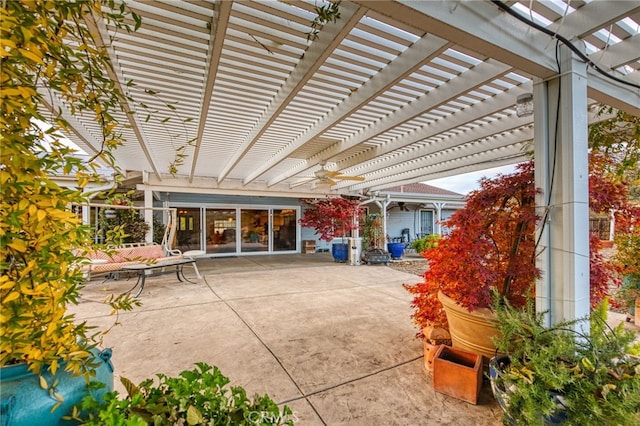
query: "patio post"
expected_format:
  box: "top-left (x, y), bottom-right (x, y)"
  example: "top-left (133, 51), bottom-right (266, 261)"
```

top-left (144, 187), bottom-right (153, 243)
top-left (534, 43), bottom-right (590, 330)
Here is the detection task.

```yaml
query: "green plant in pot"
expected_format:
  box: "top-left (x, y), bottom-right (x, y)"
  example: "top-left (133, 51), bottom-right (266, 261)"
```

top-left (490, 294), bottom-right (640, 425)
top-left (299, 196), bottom-right (362, 263)
top-left (360, 213), bottom-right (385, 252)
top-left (0, 1), bottom-right (141, 423)
top-left (98, 193), bottom-right (151, 246)
top-left (68, 363), bottom-right (295, 425)
top-left (404, 160), bottom-right (628, 361)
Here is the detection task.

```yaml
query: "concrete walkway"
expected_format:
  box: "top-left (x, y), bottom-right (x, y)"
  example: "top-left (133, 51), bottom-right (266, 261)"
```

top-left (70, 254), bottom-right (509, 425)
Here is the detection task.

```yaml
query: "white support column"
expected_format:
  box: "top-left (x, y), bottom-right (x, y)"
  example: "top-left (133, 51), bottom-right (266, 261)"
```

top-left (609, 210), bottom-right (615, 241)
top-left (144, 188), bottom-right (153, 243)
top-left (534, 76), bottom-right (553, 325)
top-left (534, 43), bottom-right (590, 328)
top-left (382, 195), bottom-right (392, 242)
top-left (434, 202), bottom-right (446, 235)
top-left (82, 204), bottom-right (91, 226)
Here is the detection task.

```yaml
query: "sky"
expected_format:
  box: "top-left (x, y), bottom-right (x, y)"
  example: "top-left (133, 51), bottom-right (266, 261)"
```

top-left (424, 164), bottom-right (519, 195)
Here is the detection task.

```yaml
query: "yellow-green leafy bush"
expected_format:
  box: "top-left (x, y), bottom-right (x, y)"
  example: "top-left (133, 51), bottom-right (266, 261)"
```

top-left (0, 0), bottom-right (139, 380)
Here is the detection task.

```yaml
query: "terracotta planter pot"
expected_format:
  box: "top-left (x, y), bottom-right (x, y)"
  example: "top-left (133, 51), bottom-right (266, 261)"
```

top-left (423, 342), bottom-right (439, 372)
top-left (422, 326), bottom-right (451, 372)
top-left (599, 239), bottom-right (614, 249)
top-left (438, 291), bottom-right (501, 367)
top-left (432, 345), bottom-right (483, 404)
top-left (422, 325), bottom-right (451, 344)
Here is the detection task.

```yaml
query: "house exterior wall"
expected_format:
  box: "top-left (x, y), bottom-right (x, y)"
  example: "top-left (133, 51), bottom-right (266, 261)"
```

top-left (145, 192), bottom-right (463, 256)
top-left (367, 204), bottom-right (458, 240)
top-left (153, 192), bottom-right (302, 256)
top-left (369, 206), bottom-right (460, 242)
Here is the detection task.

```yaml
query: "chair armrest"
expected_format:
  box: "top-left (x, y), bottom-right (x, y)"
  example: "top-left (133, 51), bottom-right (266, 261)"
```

top-left (166, 248), bottom-right (182, 256)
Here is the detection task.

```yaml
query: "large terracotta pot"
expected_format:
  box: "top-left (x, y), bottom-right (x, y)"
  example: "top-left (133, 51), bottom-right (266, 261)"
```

top-left (438, 291), bottom-right (501, 366)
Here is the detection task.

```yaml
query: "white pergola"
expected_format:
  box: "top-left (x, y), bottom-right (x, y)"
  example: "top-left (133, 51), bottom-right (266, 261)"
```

top-left (60, 0), bottom-right (639, 324)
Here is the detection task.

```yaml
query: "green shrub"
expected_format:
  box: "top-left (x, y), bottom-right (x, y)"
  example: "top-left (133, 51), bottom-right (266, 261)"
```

top-left (410, 234), bottom-right (440, 254)
top-left (69, 363), bottom-right (295, 425)
top-left (491, 296), bottom-right (640, 425)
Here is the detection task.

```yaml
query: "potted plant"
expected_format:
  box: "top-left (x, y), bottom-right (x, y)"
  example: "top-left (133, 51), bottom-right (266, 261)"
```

top-left (0, 2), bottom-right (141, 423)
top-left (98, 194), bottom-right (151, 246)
top-left (360, 213), bottom-right (384, 252)
top-left (68, 363), bottom-right (295, 425)
top-left (386, 239), bottom-right (405, 260)
top-left (360, 213), bottom-right (392, 265)
top-left (489, 295), bottom-right (640, 425)
top-left (404, 160), bottom-right (627, 361)
top-left (404, 162), bottom-right (540, 360)
top-left (299, 196), bottom-right (361, 262)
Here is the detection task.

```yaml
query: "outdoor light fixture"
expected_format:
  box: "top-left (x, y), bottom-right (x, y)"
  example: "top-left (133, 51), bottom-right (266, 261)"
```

top-left (315, 179), bottom-right (332, 189)
top-left (516, 93), bottom-right (534, 117)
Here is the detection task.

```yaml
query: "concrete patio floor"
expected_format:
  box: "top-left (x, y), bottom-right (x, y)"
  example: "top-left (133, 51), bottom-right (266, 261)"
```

top-left (70, 253), bottom-right (637, 425)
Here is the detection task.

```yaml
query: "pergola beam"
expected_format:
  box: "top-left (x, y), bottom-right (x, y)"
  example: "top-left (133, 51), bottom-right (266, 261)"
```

top-left (267, 59), bottom-right (513, 186)
top-left (360, 0), bottom-right (639, 114)
top-left (188, 1), bottom-right (232, 182)
top-left (242, 34), bottom-right (451, 184)
top-left (83, 12), bottom-right (162, 178)
top-left (217, 2), bottom-right (366, 184)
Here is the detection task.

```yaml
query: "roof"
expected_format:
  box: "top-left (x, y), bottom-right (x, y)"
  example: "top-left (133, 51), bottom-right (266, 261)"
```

top-left (379, 183), bottom-right (464, 198)
top-left (58, 0), bottom-right (639, 198)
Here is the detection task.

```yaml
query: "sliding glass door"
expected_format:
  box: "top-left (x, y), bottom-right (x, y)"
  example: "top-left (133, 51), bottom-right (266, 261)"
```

top-left (174, 207), bottom-right (201, 252)
top-left (240, 209), bottom-right (269, 253)
top-left (205, 209), bottom-right (237, 254)
top-left (272, 209), bottom-right (296, 251)
top-left (174, 205), bottom-right (298, 255)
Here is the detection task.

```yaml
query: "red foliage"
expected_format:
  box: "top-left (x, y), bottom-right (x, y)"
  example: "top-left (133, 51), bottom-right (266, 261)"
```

top-left (615, 204), bottom-right (640, 235)
top-left (590, 234), bottom-right (622, 309)
top-left (589, 153), bottom-right (630, 215)
top-left (405, 160), bottom-right (628, 330)
top-left (405, 162), bottom-right (539, 328)
top-left (299, 197), bottom-right (362, 242)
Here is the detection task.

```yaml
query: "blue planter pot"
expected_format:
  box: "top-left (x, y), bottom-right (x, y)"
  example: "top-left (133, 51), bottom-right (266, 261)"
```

top-left (331, 243), bottom-right (348, 263)
top-left (387, 242), bottom-right (404, 259)
top-left (0, 348), bottom-right (114, 426)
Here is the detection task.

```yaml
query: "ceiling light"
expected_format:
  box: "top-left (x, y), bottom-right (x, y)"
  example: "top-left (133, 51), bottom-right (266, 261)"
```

top-left (516, 93), bottom-right (534, 117)
top-left (315, 179), bottom-right (332, 189)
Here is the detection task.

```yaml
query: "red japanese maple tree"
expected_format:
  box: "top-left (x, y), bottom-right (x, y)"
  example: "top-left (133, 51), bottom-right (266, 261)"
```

top-left (405, 159), bottom-right (628, 330)
top-left (299, 196), bottom-right (362, 242)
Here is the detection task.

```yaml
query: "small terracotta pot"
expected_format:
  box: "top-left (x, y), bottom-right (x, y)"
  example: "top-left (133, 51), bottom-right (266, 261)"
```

top-left (423, 342), bottom-right (439, 372)
top-left (433, 345), bottom-right (483, 404)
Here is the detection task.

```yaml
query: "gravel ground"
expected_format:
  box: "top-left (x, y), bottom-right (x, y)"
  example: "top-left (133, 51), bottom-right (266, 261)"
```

top-left (387, 258), bottom-right (428, 277)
